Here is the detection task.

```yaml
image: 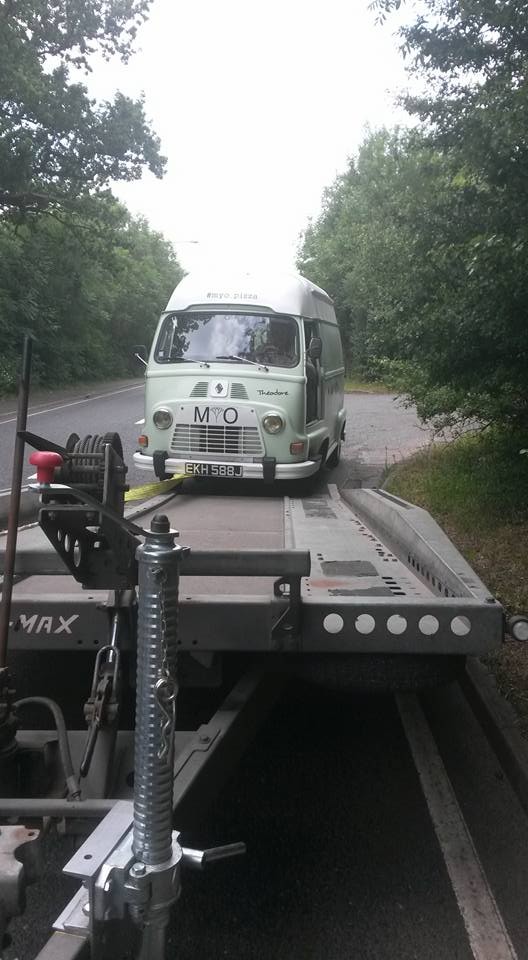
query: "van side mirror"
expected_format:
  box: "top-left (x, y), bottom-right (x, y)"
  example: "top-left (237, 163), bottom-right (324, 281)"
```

top-left (308, 336), bottom-right (322, 361)
top-left (133, 344), bottom-right (148, 367)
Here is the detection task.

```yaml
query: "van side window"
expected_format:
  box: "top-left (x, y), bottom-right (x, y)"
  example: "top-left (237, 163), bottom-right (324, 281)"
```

top-left (322, 323), bottom-right (344, 372)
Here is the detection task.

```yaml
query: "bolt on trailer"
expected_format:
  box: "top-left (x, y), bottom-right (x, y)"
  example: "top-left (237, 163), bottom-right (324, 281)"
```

top-left (133, 271), bottom-right (346, 483)
top-left (0, 386), bottom-right (524, 956)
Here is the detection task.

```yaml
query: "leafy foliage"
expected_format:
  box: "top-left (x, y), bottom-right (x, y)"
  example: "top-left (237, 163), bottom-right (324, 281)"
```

top-left (0, 0), bottom-right (164, 215)
top-left (0, 196), bottom-right (183, 392)
top-left (299, 1), bottom-right (528, 429)
top-left (0, 0), bottom-right (179, 393)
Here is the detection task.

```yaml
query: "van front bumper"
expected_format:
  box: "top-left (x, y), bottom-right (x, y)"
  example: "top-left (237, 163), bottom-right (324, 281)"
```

top-left (133, 451), bottom-right (320, 480)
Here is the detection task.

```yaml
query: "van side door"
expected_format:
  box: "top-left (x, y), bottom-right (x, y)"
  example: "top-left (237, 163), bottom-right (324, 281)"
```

top-left (304, 320), bottom-right (322, 423)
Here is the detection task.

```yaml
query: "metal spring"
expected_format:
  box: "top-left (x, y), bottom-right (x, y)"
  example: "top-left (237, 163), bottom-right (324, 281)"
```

top-left (132, 525), bottom-right (180, 866)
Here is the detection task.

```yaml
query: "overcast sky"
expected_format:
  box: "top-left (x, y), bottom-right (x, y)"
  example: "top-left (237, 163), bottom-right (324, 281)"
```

top-left (88, 0), bottom-right (411, 274)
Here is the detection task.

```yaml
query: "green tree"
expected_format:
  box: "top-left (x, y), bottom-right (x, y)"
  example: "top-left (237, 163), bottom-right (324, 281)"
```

top-left (371, 0), bottom-right (528, 427)
top-left (0, 0), bottom-right (164, 216)
top-left (301, 1), bottom-right (528, 429)
top-left (0, 196), bottom-right (183, 391)
top-left (298, 129), bottom-right (442, 382)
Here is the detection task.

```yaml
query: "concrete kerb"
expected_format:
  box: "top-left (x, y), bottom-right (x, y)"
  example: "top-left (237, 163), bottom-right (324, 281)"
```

top-left (461, 658), bottom-right (528, 819)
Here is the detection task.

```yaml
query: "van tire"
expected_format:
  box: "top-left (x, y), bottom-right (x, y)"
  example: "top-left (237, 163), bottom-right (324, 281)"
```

top-left (327, 441), bottom-right (341, 468)
top-left (317, 441), bottom-right (329, 473)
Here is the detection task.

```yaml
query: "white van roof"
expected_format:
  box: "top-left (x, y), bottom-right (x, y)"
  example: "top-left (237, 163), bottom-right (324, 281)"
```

top-left (165, 271), bottom-right (337, 324)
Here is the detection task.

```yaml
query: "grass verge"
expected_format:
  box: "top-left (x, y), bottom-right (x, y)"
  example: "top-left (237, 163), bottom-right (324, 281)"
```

top-left (385, 429), bottom-right (528, 733)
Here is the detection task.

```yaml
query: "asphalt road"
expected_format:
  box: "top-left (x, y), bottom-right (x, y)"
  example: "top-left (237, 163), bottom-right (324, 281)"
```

top-left (9, 683), bottom-right (528, 960)
top-left (0, 378), bottom-right (431, 498)
top-left (167, 682), bottom-right (528, 960)
top-left (0, 379), bottom-right (145, 496)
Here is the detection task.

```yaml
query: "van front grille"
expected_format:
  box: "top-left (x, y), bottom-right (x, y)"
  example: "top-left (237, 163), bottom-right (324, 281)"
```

top-left (171, 424), bottom-right (263, 458)
top-left (190, 382), bottom-right (208, 398)
top-left (230, 383), bottom-right (249, 399)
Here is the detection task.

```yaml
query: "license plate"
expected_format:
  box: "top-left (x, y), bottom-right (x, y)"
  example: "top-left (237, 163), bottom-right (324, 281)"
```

top-left (185, 462), bottom-right (243, 478)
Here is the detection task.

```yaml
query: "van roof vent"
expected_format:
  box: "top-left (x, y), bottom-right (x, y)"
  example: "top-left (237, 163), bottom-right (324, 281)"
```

top-left (190, 382), bottom-right (208, 398)
top-left (231, 383), bottom-right (249, 400)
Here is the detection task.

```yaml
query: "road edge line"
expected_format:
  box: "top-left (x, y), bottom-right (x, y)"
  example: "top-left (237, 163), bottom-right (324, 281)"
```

top-left (397, 692), bottom-right (518, 960)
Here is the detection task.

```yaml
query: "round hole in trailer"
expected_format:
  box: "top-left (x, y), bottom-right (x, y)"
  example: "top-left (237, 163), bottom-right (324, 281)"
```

top-left (451, 615), bottom-right (471, 636)
top-left (419, 615), bottom-right (439, 636)
top-left (387, 614), bottom-right (407, 635)
top-left (323, 613), bottom-right (344, 634)
top-left (355, 614), bottom-right (375, 635)
top-left (73, 540), bottom-right (82, 567)
top-left (64, 532), bottom-right (71, 553)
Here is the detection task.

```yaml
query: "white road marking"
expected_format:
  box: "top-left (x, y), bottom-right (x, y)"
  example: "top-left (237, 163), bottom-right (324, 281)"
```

top-left (0, 383), bottom-right (143, 426)
top-left (135, 418), bottom-right (145, 425)
top-left (397, 693), bottom-right (518, 960)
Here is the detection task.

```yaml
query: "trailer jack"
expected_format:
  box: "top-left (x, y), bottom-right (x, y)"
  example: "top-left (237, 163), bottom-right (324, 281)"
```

top-left (55, 805), bottom-right (244, 960)
top-left (57, 511), bottom-right (246, 960)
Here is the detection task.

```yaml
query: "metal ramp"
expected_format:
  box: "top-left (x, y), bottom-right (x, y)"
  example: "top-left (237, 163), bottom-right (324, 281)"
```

top-left (286, 485), bottom-right (502, 654)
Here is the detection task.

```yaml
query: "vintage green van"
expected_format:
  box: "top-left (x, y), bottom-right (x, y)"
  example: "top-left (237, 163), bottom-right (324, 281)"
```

top-left (134, 271), bottom-right (346, 482)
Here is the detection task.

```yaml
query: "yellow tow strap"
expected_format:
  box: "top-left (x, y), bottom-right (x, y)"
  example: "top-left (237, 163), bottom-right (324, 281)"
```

top-left (124, 474), bottom-right (187, 502)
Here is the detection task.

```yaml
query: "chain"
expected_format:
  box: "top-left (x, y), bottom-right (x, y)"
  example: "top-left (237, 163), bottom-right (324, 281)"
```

top-left (154, 568), bottom-right (177, 763)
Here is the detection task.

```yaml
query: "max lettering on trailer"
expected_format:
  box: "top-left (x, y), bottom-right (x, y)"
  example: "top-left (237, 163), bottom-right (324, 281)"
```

top-left (9, 614), bottom-right (79, 634)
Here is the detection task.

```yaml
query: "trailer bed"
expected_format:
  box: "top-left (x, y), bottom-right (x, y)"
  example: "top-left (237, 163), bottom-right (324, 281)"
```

top-left (3, 484), bottom-right (503, 656)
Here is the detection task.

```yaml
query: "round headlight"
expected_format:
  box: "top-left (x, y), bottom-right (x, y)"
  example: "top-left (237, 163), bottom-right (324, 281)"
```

top-left (262, 413), bottom-right (284, 435)
top-left (153, 408), bottom-right (173, 430)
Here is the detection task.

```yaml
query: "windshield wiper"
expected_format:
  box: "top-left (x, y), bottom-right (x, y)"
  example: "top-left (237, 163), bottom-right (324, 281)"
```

top-left (215, 355), bottom-right (268, 370)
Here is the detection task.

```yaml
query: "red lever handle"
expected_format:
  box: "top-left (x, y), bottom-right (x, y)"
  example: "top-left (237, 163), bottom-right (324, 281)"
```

top-left (29, 451), bottom-right (63, 484)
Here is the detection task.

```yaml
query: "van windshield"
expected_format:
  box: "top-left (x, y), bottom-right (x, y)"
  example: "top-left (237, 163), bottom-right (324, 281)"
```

top-left (155, 312), bottom-right (299, 368)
